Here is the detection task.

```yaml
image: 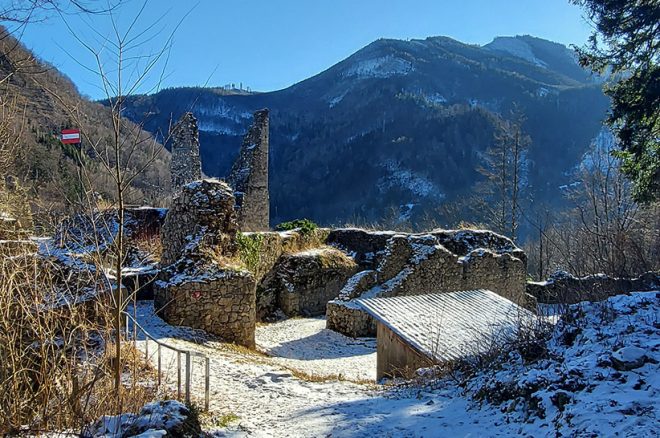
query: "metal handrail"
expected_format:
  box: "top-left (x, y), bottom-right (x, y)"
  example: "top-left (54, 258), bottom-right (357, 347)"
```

top-left (124, 311), bottom-right (211, 411)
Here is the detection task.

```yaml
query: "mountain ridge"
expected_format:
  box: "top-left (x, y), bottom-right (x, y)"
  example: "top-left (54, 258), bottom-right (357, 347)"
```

top-left (119, 34), bottom-right (610, 230)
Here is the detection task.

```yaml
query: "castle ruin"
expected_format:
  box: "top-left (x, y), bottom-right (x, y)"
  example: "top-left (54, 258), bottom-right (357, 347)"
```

top-left (227, 109), bottom-right (270, 231)
top-left (170, 112), bottom-right (202, 190)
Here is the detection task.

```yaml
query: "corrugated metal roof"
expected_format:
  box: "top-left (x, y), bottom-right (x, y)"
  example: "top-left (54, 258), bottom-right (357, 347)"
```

top-left (357, 290), bottom-right (536, 362)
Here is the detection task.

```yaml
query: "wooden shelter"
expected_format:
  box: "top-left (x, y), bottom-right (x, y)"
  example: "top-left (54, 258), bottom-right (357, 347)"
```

top-left (357, 290), bottom-right (536, 379)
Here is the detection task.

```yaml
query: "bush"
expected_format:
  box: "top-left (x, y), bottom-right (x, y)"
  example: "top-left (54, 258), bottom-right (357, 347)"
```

top-left (275, 218), bottom-right (318, 235)
top-left (235, 232), bottom-right (263, 272)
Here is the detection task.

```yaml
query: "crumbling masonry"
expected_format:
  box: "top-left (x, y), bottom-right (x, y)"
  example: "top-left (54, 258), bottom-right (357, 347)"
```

top-left (227, 109), bottom-right (269, 231)
top-left (324, 228), bottom-right (535, 337)
top-left (154, 180), bottom-right (256, 348)
top-left (170, 112), bottom-right (202, 190)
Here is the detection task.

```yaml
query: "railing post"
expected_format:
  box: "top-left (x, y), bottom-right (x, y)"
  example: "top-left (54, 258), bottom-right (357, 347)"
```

top-left (145, 338), bottom-right (149, 360)
top-left (177, 351), bottom-right (182, 400)
top-left (205, 357), bottom-right (210, 411)
top-left (185, 352), bottom-right (191, 404)
top-left (157, 343), bottom-right (162, 387)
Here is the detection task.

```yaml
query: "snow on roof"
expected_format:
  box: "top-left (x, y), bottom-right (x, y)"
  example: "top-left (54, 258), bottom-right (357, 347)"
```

top-left (357, 290), bottom-right (536, 362)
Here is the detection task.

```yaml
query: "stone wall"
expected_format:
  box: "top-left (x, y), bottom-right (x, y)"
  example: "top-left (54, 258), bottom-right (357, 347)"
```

top-left (527, 271), bottom-right (660, 304)
top-left (170, 112), bottom-right (202, 191)
top-left (326, 229), bottom-right (531, 337)
top-left (262, 247), bottom-right (358, 317)
top-left (227, 109), bottom-right (269, 231)
top-left (326, 228), bottom-right (398, 269)
top-left (155, 179), bottom-right (255, 347)
top-left (234, 228), bottom-right (334, 320)
top-left (154, 271), bottom-right (256, 348)
top-left (160, 180), bottom-right (238, 267)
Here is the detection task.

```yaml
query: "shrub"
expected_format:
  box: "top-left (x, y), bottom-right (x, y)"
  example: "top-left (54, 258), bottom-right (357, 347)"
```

top-left (236, 232), bottom-right (264, 272)
top-left (275, 218), bottom-right (318, 235)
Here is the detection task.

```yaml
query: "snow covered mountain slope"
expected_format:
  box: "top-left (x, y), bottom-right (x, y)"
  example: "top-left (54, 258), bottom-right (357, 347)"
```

top-left (120, 35), bottom-right (609, 228)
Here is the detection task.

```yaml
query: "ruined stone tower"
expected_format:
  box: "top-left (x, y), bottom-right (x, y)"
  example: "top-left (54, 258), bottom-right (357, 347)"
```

top-left (170, 112), bottom-right (202, 190)
top-left (227, 109), bottom-right (269, 231)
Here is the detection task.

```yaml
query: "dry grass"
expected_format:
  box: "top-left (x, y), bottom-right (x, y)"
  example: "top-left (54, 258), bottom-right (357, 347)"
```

top-left (132, 233), bottom-right (163, 262)
top-left (202, 411), bottom-right (240, 429)
top-left (288, 368), bottom-right (376, 386)
top-left (0, 246), bottom-right (161, 435)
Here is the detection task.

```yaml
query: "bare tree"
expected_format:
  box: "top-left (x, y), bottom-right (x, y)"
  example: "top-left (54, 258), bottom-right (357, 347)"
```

top-left (533, 131), bottom-right (659, 278)
top-left (477, 110), bottom-right (530, 241)
top-left (28, 0), bottom-right (185, 407)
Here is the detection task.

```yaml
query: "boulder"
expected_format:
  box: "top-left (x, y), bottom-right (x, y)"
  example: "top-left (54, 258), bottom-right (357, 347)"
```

top-left (611, 346), bottom-right (648, 371)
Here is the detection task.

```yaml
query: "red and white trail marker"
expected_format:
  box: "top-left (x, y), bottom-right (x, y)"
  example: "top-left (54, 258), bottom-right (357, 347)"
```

top-left (60, 129), bottom-right (81, 144)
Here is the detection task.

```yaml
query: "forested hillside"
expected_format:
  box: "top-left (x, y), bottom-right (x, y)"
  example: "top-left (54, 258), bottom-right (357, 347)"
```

top-left (0, 29), bottom-right (170, 223)
top-left (120, 35), bottom-right (610, 230)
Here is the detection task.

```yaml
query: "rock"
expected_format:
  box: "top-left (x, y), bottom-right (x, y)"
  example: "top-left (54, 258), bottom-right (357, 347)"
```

top-left (611, 346), bottom-right (648, 371)
top-left (87, 400), bottom-right (201, 438)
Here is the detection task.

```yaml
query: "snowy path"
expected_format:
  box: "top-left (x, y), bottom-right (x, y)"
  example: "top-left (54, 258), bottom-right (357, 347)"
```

top-left (130, 302), bottom-right (379, 436)
top-left (128, 301), bottom-right (495, 437)
top-left (128, 293), bottom-right (659, 438)
top-left (255, 317), bottom-right (377, 382)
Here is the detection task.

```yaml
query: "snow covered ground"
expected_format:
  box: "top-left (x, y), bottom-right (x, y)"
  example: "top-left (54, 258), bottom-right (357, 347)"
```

top-left (255, 317), bottom-right (376, 382)
top-left (130, 292), bottom-right (659, 437)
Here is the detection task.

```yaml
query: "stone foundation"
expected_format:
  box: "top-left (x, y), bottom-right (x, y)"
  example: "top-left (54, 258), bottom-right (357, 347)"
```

top-left (154, 270), bottom-right (256, 348)
top-left (527, 271), bottom-right (660, 304)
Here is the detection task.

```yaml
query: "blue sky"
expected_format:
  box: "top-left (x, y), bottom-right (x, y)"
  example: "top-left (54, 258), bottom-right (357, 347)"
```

top-left (18, 0), bottom-right (593, 99)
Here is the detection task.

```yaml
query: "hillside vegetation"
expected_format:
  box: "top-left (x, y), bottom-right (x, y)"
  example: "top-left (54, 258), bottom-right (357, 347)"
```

top-left (0, 29), bottom-right (170, 225)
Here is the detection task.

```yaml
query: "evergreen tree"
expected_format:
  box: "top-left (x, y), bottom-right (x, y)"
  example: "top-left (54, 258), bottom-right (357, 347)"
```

top-left (572, 0), bottom-right (660, 202)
